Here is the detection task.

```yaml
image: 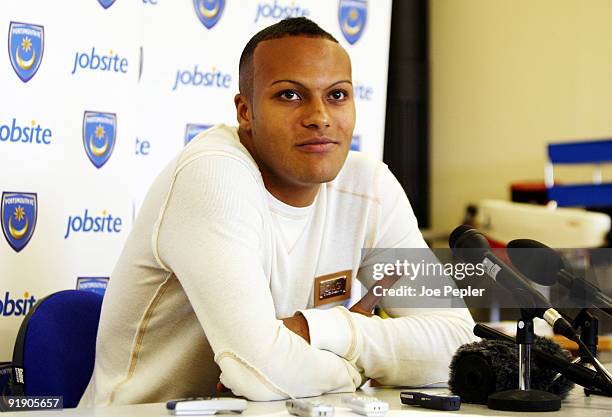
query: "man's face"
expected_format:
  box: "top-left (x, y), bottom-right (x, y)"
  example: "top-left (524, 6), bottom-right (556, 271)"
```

top-left (237, 36), bottom-right (355, 198)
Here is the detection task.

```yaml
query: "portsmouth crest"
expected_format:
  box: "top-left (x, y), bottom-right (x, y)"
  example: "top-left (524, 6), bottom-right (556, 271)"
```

top-left (350, 134), bottom-right (361, 151)
top-left (1, 192), bottom-right (37, 253)
top-left (77, 277), bottom-right (110, 296)
top-left (8, 22), bottom-right (44, 83)
top-left (339, 0), bottom-right (367, 45)
top-left (193, 0), bottom-right (225, 29)
top-left (83, 111), bottom-right (117, 169)
top-left (97, 0), bottom-right (116, 9)
top-left (185, 123), bottom-right (212, 145)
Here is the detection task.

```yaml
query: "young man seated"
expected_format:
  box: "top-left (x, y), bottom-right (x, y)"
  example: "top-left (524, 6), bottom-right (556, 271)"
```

top-left (79, 17), bottom-right (476, 407)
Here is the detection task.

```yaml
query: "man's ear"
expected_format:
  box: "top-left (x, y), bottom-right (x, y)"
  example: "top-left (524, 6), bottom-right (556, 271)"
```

top-left (234, 93), bottom-right (252, 132)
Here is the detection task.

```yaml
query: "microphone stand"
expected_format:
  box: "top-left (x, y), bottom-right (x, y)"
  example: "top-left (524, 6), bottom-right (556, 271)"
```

top-left (571, 309), bottom-right (612, 396)
top-left (487, 313), bottom-right (562, 411)
top-left (573, 309), bottom-right (599, 362)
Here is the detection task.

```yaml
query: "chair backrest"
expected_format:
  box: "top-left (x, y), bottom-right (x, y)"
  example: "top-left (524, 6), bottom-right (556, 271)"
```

top-left (546, 139), bottom-right (612, 208)
top-left (9, 290), bottom-right (103, 408)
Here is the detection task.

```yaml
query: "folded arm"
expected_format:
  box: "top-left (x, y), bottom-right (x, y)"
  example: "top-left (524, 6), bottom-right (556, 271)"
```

top-left (298, 165), bottom-right (477, 386)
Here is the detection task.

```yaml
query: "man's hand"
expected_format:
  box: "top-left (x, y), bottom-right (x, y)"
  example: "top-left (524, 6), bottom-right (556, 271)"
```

top-left (282, 314), bottom-right (311, 343)
top-left (349, 274), bottom-right (401, 317)
top-left (281, 273), bottom-right (402, 340)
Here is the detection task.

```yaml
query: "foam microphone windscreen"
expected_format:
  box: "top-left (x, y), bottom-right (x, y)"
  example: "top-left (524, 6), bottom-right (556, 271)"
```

top-left (448, 337), bottom-right (574, 403)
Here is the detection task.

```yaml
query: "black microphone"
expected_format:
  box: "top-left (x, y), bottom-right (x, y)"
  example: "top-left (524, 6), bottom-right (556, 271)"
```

top-left (507, 239), bottom-right (612, 317)
top-left (449, 327), bottom-right (576, 403)
top-left (449, 225), bottom-right (578, 342)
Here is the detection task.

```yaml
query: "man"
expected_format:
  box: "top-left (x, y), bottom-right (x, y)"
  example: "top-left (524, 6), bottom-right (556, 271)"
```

top-left (79, 17), bottom-right (475, 406)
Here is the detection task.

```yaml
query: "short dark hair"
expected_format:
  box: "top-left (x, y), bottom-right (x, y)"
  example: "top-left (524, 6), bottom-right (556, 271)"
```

top-left (238, 17), bottom-right (338, 97)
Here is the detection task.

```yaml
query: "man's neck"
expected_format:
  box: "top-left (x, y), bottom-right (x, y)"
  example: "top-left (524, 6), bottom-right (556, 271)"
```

top-left (261, 173), bottom-right (320, 207)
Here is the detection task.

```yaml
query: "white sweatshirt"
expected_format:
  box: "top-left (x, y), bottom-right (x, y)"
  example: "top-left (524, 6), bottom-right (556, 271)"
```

top-left (79, 125), bottom-right (476, 406)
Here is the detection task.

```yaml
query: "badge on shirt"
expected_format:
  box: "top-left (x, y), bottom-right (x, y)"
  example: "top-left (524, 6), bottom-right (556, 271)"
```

top-left (314, 270), bottom-right (352, 307)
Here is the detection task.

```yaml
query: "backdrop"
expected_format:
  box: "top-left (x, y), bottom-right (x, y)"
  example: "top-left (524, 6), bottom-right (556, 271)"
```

top-left (0, 0), bottom-right (392, 360)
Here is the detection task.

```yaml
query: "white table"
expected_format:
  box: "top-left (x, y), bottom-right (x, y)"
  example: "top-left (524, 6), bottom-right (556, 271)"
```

top-left (3, 386), bottom-right (611, 417)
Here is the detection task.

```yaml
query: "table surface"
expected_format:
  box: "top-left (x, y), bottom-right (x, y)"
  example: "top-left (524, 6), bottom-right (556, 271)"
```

top-left (3, 385), bottom-right (611, 417)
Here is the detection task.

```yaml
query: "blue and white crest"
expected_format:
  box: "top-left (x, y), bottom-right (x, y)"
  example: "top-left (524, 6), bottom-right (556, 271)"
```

top-left (83, 111), bottom-right (117, 169)
top-left (1, 192), bottom-right (37, 253)
top-left (8, 22), bottom-right (44, 83)
top-left (97, 0), bottom-right (116, 9)
top-left (193, 0), bottom-right (225, 29)
top-left (77, 277), bottom-right (109, 297)
top-left (185, 123), bottom-right (213, 145)
top-left (350, 134), bottom-right (361, 151)
top-left (339, 0), bottom-right (367, 45)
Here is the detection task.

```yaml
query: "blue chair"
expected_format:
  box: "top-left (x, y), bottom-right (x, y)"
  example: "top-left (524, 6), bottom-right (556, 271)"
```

top-left (8, 290), bottom-right (103, 408)
top-left (546, 138), bottom-right (612, 207)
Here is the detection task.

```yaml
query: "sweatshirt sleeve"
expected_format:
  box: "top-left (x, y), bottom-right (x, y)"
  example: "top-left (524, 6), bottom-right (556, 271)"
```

top-left (155, 155), bottom-right (364, 400)
top-left (300, 164), bottom-right (478, 386)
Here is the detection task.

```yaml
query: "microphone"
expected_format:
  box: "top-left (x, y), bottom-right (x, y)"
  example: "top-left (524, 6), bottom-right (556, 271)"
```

top-left (448, 327), bottom-right (576, 403)
top-left (449, 225), bottom-right (578, 342)
top-left (449, 323), bottom-right (612, 402)
top-left (507, 239), bottom-right (612, 317)
top-left (472, 324), bottom-right (612, 395)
